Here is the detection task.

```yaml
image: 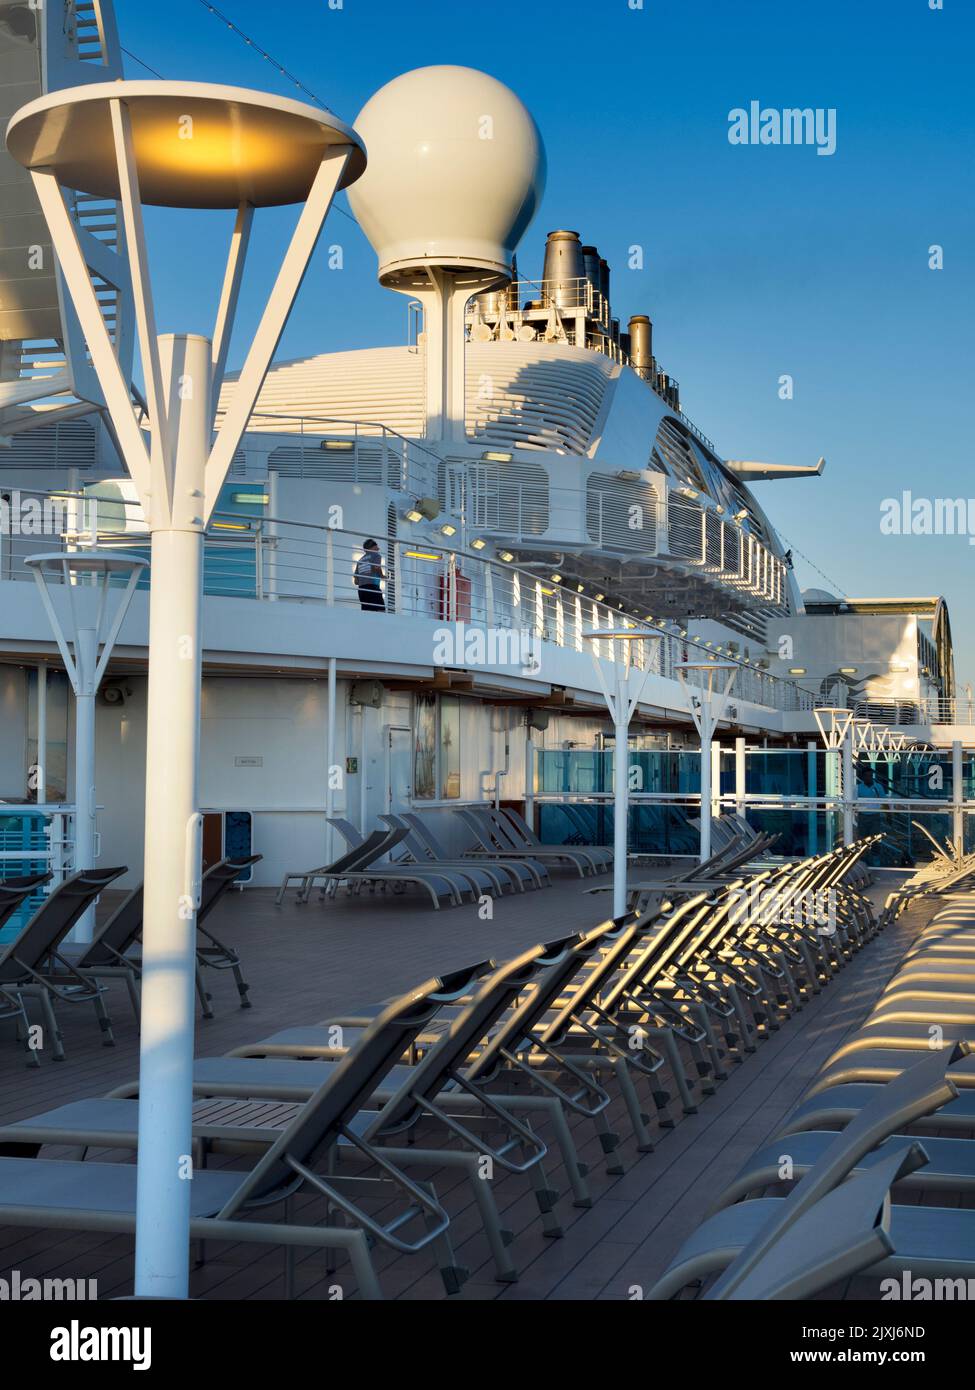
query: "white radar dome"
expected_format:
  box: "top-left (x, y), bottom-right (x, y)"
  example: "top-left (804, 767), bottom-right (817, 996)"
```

top-left (348, 65), bottom-right (545, 289)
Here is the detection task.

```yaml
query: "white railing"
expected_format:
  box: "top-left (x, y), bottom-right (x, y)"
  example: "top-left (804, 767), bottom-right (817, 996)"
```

top-left (223, 411), bottom-right (442, 500)
top-left (0, 489), bottom-right (815, 713)
top-left (858, 696), bottom-right (974, 727)
top-left (0, 804), bottom-right (73, 877)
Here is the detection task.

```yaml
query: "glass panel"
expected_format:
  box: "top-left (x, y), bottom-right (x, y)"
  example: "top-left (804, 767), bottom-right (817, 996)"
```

top-left (440, 695), bottom-right (461, 799)
top-left (413, 692), bottom-right (437, 799)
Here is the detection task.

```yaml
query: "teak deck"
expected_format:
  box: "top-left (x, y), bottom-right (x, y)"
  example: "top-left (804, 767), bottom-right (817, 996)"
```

top-left (0, 870), bottom-right (937, 1301)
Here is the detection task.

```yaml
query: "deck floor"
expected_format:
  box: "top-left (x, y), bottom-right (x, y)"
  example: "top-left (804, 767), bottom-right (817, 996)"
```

top-left (0, 869), bottom-right (935, 1301)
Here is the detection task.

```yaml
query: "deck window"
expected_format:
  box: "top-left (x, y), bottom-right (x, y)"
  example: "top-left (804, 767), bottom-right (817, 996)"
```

top-left (413, 692), bottom-right (461, 800)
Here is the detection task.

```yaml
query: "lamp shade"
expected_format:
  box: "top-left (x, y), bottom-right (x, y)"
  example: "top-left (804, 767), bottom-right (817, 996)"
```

top-left (5, 80), bottom-right (366, 209)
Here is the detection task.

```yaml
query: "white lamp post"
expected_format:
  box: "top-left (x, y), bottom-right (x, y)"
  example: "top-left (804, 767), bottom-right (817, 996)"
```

top-left (7, 79), bottom-right (365, 1299)
top-left (25, 551), bottom-right (147, 941)
top-left (813, 706), bottom-right (856, 846)
top-left (582, 626), bottom-right (662, 917)
top-left (675, 660), bottom-right (738, 862)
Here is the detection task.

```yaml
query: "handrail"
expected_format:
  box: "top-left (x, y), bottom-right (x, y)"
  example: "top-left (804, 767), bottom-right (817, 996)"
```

top-left (0, 485), bottom-right (816, 713)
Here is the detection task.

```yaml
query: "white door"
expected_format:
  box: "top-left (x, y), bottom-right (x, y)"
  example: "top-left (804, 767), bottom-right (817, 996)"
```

top-left (386, 725), bottom-right (413, 812)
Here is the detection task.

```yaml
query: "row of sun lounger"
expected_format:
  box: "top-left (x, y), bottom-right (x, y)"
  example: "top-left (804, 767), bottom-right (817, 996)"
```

top-left (276, 805), bottom-right (614, 907)
top-left (0, 857), bottom-right (258, 1063)
top-left (0, 835), bottom-right (885, 1297)
top-left (648, 869), bottom-right (975, 1298)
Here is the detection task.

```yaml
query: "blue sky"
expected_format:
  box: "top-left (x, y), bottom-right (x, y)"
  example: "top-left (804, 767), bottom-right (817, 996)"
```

top-left (118, 0), bottom-right (975, 683)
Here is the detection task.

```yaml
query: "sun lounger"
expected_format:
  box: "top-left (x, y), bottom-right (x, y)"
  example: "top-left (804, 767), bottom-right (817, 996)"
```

top-left (107, 946), bottom-right (571, 1272)
top-left (646, 1048), bottom-right (965, 1298)
top-left (499, 806), bottom-right (612, 873)
top-left (277, 826), bottom-right (463, 909)
top-left (0, 982), bottom-right (483, 1299)
top-left (706, 1142), bottom-right (924, 1300)
top-left (0, 866), bottom-right (126, 1061)
top-left (327, 814), bottom-right (507, 900)
top-left (454, 808), bottom-right (552, 885)
top-left (74, 855), bottom-right (261, 1022)
top-left (466, 806), bottom-right (597, 877)
top-left (403, 811), bottom-right (541, 891)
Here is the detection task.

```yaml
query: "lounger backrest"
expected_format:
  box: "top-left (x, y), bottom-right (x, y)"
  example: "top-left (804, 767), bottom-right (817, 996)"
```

top-left (714, 1141), bottom-right (925, 1301)
top-left (458, 808), bottom-right (515, 854)
top-left (597, 889), bottom-right (719, 1012)
top-left (323, 827), bottom-right (405, 876)
top-left (327, 818), bottom-right (365, 852)
top-left (483, 809), bottom-right (527, 852)
top-left (472, 916), bottom-right (638, 1069)
top-left (219, 978), bottom-right (450, 1215)
top-left (402, 812), bottom-right (451, 859)
top-left (0, 866), bottom-right (127, 980)
top-left (536, 913), bottom-right (665, 1044)
top-left (0, 872), bottom-right (52, 934)
top-left (197, 855), bottom-right (263, 923)
top-left (376, 942), bottom-right (566, 1133)
top-left (709, 1045), bottom-right (964, 1298)
top-left (500, 807), bottom-right (538, 845)
top-left (77, 884), bottom-right (144, 967)
top-left (378, 814), bottom-right (433, 865)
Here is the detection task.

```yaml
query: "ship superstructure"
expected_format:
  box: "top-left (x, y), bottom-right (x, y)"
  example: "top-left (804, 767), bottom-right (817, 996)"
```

top-left (0, 8), bottom-right (964, 898)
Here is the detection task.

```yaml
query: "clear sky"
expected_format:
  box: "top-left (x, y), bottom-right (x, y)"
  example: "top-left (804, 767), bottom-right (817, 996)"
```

top-left (117, 0), bottom-right (975, 684)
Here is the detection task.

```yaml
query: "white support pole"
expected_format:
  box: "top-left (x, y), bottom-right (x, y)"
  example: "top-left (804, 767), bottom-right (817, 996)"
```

top-left (807, 741), bottom-right (819, 854)
top-left (325, 657), bottom-right (337, 865)
top-left (842, 734), bottom-right (855, 847)
top-left (952, 739), bottom-right (964, 855)
top-left (611, 656), bottom-right (628, 918)
top-left (525, 722), bottom-right (535, 828)
top-left (211, 202), bottom-right (254, 397)
top-left (205, 150), bottom-right (349, 517)
top-left (359, 704), bottom-right (368, 834)
top-left (72, 626), bottom-right (98, 940)
top-left (711, 740), bottom-right (722, 822)
top-left (699, 706), bottom-right (713, 863)
top-left (734, 735), bottom-right (746, 817)
top-left (35, 665), bottom-right (47, 805)
top-left (134, 333), bottom-right (209, 1300)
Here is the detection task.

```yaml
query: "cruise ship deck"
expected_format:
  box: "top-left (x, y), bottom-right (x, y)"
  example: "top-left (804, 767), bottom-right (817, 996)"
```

top-left (0, 870), bottom-right (939, 1302)
top-left (0, 0), bottom-right (972, 1343)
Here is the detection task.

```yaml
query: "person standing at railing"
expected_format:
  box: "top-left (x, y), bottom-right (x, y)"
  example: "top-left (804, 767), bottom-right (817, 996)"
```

top-left (354, 538), bottom-right (386, 612)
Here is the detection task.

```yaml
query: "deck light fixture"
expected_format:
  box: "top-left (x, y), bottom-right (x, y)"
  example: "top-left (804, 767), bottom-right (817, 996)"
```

top-left (7, 76), bottom-right (365, 1300)
top-left (25, 551), bottom-right (147, 942)
top-left (470, 537), bottom-right (487, 550)
top-left (675, 659), bottom-right (738, 862)
top-left (583, 623), bottom-right (663, 916)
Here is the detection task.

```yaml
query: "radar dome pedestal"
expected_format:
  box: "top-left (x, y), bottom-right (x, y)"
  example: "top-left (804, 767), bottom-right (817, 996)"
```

top-left (348, 65), bottom-right (545, 440)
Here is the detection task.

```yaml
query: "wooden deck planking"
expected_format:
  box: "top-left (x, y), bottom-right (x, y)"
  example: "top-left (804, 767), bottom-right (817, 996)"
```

top-left (0, 871), bottom-right (945, 1300)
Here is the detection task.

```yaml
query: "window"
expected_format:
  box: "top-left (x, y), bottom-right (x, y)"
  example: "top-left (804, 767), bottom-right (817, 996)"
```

top-left (413, 693), bottom-right (462, 800)
top-left (413, 693), bottom-right (437, 799)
